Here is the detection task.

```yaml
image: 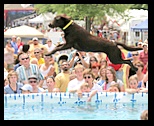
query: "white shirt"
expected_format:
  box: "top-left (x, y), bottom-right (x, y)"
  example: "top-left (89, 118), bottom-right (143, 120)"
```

top-left (44, 44), bottom-right (56, 52)
top-left (39, 64), bottom-right (53, 88)
top-left (91, 83), bottom-right (102, 92)
top-left (67, 78), bottom-right (85, 92)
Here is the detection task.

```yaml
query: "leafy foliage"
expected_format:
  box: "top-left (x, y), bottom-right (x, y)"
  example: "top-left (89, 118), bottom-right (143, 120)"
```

top-left (129, 4), bottom-right (148, 10)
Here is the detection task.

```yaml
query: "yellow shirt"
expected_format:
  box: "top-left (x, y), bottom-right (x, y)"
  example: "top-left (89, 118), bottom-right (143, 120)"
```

top-left (38, 58), bottom-right (45, 66)
top-left (54, 72), bottom-right (70, 92)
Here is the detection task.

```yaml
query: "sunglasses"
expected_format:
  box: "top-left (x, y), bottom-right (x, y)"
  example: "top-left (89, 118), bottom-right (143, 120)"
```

top-left (90, 60), bottom-right (96, 62)
top-left (84, 76), bottom-right (91, 79)
top-left (29, 81), bottom-right (37, 83)
top-left (132, 54), bottom-right (139, 56)
top-left (34, 52), bottom-right (39, 54)
top-left (92, 66), bottom-right (97, 69)
top-left (135, 64), bottom-right (142, 67)
top-left (100, 60), bottom-right (106, 63)
top-left (21, 57), bottom-right (29, 60)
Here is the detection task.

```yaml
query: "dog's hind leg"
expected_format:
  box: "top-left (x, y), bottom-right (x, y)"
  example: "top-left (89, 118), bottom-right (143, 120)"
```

top-left (107, 50), bottom-right (138, 72)
top-left (116, 59), bottom-right (138, 72)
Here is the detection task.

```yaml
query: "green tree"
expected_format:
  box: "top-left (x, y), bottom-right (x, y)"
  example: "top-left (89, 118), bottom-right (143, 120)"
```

top-left (129, 4), bottom-right (148, 10)
top-left (34, 4), bottom-right (131, 32)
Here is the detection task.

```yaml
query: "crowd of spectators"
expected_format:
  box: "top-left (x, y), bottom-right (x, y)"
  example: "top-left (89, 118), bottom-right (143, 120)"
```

top-left (4, 33), bottom-right (148, 102)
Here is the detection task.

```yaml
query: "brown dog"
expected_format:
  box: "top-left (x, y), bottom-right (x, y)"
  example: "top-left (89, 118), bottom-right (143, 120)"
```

top-left (46, 14), bottom-right (142, 71)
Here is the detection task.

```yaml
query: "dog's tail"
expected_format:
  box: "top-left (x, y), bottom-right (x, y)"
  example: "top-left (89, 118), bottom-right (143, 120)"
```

top-left (115, 42), bottom-right (143, 51)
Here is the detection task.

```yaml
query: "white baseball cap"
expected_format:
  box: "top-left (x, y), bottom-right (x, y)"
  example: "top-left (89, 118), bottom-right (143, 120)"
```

top-left (32, 37), bottom-right (38, 41)
top-left (20, 84), bottom-right (33, 92)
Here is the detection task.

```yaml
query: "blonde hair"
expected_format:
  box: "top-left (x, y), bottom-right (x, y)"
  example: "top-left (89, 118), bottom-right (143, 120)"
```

top-left (99, 66), bottom-right (106, 77)
top-left (83, 69), bottom-right (95, 79)
top-left (74, 64), bottom-right (84, 72)
top-left (129, 75), bottom-right (138, 83)
top-left (80, 82), bottom-right (89, 89)
top-left (7, 70), bottom-right (18, 80)
top-left (30, 58), bottom-right (38, 65)
top-left (110, 82), bottom-right (120, 92)
top-left (17, 37), bottom-right (21, 41)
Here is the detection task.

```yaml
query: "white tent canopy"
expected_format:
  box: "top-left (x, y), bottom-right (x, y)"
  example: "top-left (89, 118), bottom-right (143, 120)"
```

top-left (4, 25), bottom-right (44, 38)
top-left (105, 9), bottom-right (148, 31)
top-left (29, 12), bottom-right (56, 23)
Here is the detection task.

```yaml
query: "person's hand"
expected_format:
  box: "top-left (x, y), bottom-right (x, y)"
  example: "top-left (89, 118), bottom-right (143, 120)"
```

top-left (78, 52), bottom-right (83, 59)
top-left (73, 51), bottom-right (77, 58)
top-left (77, 90), bottom-right (82, 98)
top-left (87, 97), bottom-right (91, 102)
top-left (52, 88), bottom-right (60, 93)
top-left (6, 45), bottom-right (10, 50)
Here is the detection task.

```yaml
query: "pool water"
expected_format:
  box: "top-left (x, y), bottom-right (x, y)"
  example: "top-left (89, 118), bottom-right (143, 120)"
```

top-left (4, 92), bottom-right (148, 120)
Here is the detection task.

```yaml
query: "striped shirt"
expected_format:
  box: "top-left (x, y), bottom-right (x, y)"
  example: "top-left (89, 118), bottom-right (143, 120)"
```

top-left (16, 64), bottom-right (44, 83)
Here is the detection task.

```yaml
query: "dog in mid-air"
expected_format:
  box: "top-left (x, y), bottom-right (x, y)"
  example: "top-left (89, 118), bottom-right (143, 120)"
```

top-left (46, 14), bottom-right (143, 71)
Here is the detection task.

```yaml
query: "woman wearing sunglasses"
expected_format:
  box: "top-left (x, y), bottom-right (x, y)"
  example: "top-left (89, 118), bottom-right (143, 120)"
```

top-left (83, 69), bottom-right (102, 92)
top-left (125, 51), bottom-right (140, 88)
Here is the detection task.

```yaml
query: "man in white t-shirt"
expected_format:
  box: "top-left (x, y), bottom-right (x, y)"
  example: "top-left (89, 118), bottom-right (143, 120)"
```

top-left (67, 64), bottom-right (85, 93)
top-left (44, 39), bottom-right (56, 52)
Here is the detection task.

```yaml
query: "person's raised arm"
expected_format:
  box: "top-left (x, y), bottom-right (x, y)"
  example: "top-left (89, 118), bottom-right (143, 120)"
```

top-left (87, 90), bottom-right (97, 102)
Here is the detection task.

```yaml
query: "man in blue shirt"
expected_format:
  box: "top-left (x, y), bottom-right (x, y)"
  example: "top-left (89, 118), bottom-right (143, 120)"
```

top-left (10, 35), bottom-right (18, 54)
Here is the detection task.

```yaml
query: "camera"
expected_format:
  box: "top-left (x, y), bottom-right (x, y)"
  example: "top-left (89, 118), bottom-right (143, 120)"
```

top-left (76, 52), bottom-right (79, 56)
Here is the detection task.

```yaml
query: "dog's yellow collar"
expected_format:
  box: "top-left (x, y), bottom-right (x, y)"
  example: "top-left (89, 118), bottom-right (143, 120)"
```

top-left (63, 20), bottom-right (73, 30)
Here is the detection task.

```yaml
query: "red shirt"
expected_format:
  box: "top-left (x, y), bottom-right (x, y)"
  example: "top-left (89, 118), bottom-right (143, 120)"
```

top-left (18, 42), bottom-right (24, 49)
top-left (139, 51), bottom-right (148, 66)
top-left (98, 32), bottom-right (103, 38)
top-left (106, 52), bottom-right (125, 71)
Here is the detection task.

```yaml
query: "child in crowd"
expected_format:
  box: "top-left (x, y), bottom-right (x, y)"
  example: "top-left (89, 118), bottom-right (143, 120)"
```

top-left (20, 84), bottom-right (33, 94)
top-left (77, 82), bottom-right (97, 102)
top-left (125, 75), bottom-right (148, 93)
top-left (106, 82), bottom-right (120, 92)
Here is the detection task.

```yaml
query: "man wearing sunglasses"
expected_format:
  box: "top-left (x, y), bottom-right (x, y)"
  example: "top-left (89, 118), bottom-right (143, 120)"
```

top-left (33, 48), bottom-right (45, 66)
top-left (16, 53), bottom-right (44, 88)
top-left (29, 37), bottom-right (48, 58)
top-left (28, 75), bottom-right (44, 93)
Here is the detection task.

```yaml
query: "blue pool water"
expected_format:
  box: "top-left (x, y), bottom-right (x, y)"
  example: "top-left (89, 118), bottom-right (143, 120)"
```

top-left (4, 92), bottom-right (148, 120)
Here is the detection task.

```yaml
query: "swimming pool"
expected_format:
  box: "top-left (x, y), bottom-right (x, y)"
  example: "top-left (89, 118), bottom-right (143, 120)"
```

top-left (4, 92), bottom-right (148, 120)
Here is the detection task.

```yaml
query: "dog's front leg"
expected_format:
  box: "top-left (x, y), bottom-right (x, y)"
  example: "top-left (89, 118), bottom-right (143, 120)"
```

top-left (45, 44), bottom-right (72, 56)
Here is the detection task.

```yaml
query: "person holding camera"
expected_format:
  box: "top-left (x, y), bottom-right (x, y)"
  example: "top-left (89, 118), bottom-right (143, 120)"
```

top-left (69, 51), bottom-right (90, 69)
